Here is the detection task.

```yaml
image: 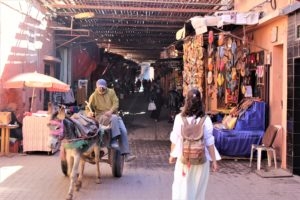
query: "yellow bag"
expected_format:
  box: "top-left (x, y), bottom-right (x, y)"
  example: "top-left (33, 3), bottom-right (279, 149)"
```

top-left (222, 115), bottom-right (237, 130)
top-left (226, 117), bottom-right (237, 129)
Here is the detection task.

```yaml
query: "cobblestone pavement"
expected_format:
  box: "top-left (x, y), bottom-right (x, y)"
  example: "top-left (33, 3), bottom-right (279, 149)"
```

top-left (1, 92), bottom-right (300, 200)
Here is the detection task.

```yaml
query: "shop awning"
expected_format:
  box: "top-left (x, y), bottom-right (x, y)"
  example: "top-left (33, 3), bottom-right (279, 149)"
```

top-left (176, 11), bottom-right (260, 39)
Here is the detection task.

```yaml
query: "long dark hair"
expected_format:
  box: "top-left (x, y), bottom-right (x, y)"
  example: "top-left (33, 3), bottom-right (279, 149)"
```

top-left (181, 88), bottom-right (204, 118)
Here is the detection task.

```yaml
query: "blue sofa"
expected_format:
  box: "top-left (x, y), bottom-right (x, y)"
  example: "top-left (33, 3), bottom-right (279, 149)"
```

top-left (213, 101), bottom-right (266, 157)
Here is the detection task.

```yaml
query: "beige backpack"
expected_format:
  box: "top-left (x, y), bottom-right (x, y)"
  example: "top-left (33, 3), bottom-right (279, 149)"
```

top-left (181, 115), bottom-right (207, 165)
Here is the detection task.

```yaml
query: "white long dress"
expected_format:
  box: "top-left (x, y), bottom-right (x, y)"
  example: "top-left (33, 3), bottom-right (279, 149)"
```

top-left (170, 114), bottom-right (215, 200)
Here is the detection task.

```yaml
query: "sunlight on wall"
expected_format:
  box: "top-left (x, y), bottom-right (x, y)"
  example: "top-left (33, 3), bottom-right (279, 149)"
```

top-left (0, 165), bottom-right (23, 183)
top-left (0, 0), bottom-right (48, 77)
top-left (0, 4), bottom-right (25, 77)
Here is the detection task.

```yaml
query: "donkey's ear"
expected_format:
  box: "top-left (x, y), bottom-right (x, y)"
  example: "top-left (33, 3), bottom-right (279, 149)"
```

top-left (57, 107), bottom-right (66, 120)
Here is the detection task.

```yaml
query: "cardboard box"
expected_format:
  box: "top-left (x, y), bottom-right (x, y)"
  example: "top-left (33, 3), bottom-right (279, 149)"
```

top-left (0, 112), bottom-right (11, 124)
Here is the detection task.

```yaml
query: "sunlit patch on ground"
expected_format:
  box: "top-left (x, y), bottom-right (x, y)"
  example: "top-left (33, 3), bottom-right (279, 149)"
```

top-left (0, 166), bottom-right (23, 183)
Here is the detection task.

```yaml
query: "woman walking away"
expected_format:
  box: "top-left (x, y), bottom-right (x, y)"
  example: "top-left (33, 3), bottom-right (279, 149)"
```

top-left (169, 88), bottom-right (219, 200)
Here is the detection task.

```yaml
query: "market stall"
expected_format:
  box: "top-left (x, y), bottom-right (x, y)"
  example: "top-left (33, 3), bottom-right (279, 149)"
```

top-left (176, 12), bottom-right (269, 157)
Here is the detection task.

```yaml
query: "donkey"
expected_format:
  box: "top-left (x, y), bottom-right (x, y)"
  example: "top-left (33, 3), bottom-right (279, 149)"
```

top-left (48, 105), bottom-right (102, 200)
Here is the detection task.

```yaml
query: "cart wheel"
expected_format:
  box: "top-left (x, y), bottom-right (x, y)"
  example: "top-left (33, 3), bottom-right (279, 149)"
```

top-left (61, 160), bottom-right (68, 176)
top-left (110, 148), bottom-right (124, 177)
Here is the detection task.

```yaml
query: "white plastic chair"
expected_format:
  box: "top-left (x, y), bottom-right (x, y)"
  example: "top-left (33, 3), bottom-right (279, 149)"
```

top-left (249, 125), bottom-right (281, 170)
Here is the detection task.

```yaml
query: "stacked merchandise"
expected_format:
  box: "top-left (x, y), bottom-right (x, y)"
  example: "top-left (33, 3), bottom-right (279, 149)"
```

top-left (182, 31), bottom-right (252, 108)
top-left (182, 34), bottom-right (205, 97)
top-left (215, 33), bottom-right (240, 106)
top-left (203, 31), bottom-right (244, 108)
top-left (207, 30), bottom-right (215, 101)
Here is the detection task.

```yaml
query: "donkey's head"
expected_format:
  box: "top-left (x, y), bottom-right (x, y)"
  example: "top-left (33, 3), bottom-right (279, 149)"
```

top-left (47, 103), bottom-right (68, 149)
top-left (48, 104), bottom-right (66, 133)
top-left (48, 104), bottom-right (80, 142)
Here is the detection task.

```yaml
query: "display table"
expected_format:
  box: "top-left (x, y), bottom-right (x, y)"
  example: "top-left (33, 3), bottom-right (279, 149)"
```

top-left (22, 114), bottom-right (59, 154)
top-left (0, 124), bottom-right (18, 156)
top-left (213, 128), bottom-right (264, 156)
top-left (213, 101), bottom-right (266, 157)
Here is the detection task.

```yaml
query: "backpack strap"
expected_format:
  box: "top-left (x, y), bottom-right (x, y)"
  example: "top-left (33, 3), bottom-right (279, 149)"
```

top-left (193, 115), bottom-right (207, 140)
top-left (197, 115), bottom-right (207, 126)
top-left (181, 115), bottom-right (207, 126)
top-left (181, 115), bottom-right (208, 140)
top-left (181, 116), bottom-right (193, 139)
top-left (181, 115), bottom-right (201, 125)
top-left (181, 115), bottom-right (189, 126)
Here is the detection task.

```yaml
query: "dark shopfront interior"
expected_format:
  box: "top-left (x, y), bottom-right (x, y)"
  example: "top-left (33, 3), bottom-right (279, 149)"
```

top-left (287, 10), bottom-right (300, 175)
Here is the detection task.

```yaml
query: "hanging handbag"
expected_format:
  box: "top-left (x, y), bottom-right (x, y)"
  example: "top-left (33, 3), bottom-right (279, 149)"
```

top-left (148, 101), bottom-right (156, 111)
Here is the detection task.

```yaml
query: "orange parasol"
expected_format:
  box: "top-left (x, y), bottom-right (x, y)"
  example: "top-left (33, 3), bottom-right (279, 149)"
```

top-left (4, 71), bottom-right (70, 111)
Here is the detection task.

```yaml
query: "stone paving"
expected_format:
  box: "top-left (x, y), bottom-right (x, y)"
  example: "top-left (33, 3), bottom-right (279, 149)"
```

top-left (1, 92), bottom-right (300, 200)
top-left (123, 92), bottom-right (300, 200)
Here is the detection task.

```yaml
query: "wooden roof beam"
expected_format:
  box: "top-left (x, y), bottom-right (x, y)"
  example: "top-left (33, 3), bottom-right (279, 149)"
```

top-left (95, 28), bottom-right (176, 33)
top-left (50, 4), bottom-right (219, 13)
top-left (78, 0), bottom-right (227, 7)
top-left (82, 23), bottom-right (181, 29)
top-left (56, 13), bottom-right (189, 22)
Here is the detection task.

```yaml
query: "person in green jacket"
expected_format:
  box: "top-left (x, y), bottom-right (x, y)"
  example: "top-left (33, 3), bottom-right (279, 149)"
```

top-left (87, 79), bottom-right (136, 162)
